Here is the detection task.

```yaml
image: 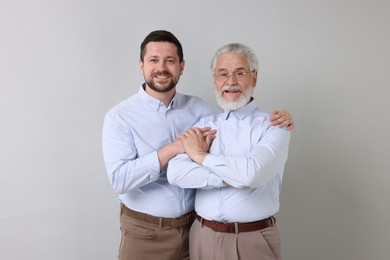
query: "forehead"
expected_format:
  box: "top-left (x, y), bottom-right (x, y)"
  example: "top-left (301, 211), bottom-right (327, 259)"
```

top-left (144, 41), bottom-right (179, 58)
top-left (215, 53), bottom-right (249, 70)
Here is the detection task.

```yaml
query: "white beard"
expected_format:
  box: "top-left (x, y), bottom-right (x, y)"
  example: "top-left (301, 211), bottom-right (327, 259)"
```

top-left (215, 86), bottom-right (254, 111)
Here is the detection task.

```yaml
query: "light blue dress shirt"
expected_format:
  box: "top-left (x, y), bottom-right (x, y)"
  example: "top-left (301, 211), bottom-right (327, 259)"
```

top-left (102, 85), bottom-right (218, 218)
top-left (167, 100), bottom-right (290, 222)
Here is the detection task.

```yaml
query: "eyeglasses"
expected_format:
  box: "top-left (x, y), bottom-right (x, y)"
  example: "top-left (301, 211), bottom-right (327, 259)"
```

top-left (214, 70), bottom-right (253, 82)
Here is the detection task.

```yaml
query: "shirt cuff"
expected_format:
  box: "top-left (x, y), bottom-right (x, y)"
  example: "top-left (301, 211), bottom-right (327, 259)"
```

top-left (146, 151), bottom-right (161, 181)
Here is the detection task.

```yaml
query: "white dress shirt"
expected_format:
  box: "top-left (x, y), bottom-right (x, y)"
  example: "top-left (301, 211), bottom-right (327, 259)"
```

top-left (102, 85), bottom-right (218, 218)
top-left (167, 100), bottom-right (290, 222)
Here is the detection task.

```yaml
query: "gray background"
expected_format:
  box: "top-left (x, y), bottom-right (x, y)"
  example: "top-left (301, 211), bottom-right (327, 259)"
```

top-left (1, 0), bottom-right (389, 259)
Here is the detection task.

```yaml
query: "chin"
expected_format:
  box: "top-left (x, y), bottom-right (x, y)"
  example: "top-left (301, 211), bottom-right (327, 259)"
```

top-left (217, 97), bottom-right (248, 111)
top-left (215, 86), bottom-right (254, 110)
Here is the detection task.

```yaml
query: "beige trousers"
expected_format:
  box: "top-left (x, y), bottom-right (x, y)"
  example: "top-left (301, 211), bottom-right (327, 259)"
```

top-left (189, 218), bottom-right (281, 260)
top-left (118, 211), bottom-right (191, 260)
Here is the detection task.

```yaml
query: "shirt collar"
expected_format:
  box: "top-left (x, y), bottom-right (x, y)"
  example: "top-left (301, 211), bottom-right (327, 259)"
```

top-left (138, 84), bottom-right (176, 111)
top-left (224, 99), bottom-right (257, 120)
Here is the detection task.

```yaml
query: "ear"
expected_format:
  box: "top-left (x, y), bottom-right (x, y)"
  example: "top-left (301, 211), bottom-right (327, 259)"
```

top-left (251, 70), bottom-right (258, 87)
top-left (180, 60), bottom-right (185, 75)
top-left (139, 60), bottom-right (144, 73)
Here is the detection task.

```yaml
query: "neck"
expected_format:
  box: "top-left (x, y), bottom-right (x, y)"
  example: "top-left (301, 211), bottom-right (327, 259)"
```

top-left (144, 84), bottom-right (176, 107)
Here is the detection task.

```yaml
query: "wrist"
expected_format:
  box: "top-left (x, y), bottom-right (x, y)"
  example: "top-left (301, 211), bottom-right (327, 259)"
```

top-left (193, 152), bottom-right (207, 165)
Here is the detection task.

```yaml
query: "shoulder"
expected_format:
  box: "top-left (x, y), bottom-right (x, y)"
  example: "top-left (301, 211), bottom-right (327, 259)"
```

top-left (253, 108), bottom-right (290, 136)
top-left (176, 93), bottom-right (210, 105)
top-left (252, 108), bottom-right (270, 121)
top-left (175, 92), bottom-right (219, 114)
top-left (105, 94), bottom-right (139, 119)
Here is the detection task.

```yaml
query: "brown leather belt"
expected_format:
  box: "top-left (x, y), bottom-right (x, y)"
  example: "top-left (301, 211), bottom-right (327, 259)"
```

top-left (121, 204), bottom-right (195, 228)
top-left (196, 215), bottom-right (275, 233)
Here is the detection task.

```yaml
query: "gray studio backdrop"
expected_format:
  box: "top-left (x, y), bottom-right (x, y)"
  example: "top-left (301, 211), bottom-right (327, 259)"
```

top-left (1, 0), bottom-right (389, 259)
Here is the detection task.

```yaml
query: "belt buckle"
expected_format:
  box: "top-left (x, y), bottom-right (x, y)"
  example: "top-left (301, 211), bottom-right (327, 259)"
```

top-left (234, 222), bottom-right (239, 234)
top-left (223, 222), bottom-right (238, 233)
top-left (225, 222), bottom-right (238, 233)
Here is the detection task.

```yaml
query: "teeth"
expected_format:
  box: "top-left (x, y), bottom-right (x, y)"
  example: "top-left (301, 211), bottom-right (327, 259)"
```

top-left (222, 86), bottom-right (240, 93)
top-left (156, 75), bottom-right (168, 79)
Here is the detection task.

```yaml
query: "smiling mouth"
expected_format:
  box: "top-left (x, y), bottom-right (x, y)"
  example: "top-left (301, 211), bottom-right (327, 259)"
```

top-left (223, 88), bottom-right (241, 95)
top-left (154, 71), bottom-right (171, 79)
top-left (224, 89), bottom-right (240, 93)
top-left (155, 75), bottom-right (169, 79)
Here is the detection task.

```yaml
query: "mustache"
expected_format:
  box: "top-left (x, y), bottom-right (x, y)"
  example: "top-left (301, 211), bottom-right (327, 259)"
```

top-left (221, 86), bottom-right (242, 92)
top-left (153, 70), bottom-right (172, 77)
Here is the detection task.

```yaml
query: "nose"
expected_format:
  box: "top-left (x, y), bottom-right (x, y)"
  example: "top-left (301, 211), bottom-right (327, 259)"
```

top-left (225, 74), bottom-right (238, 85)
top-left (156, 60), bottom-right (167, 70)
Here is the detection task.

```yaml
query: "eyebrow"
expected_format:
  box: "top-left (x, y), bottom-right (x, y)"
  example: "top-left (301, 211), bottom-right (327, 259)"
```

top-left (216, 67), bottom-right (246, 72)
top-left (147, 55), bottom-right (177, 60)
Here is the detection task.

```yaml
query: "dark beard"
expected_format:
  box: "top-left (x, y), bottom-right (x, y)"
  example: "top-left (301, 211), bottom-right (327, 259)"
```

top-left (146, 79), bottom-right (177, 93)
top-left (145, 71), bottom-right (178, 93)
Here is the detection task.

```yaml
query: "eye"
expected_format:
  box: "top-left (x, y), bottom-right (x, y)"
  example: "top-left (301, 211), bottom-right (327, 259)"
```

top-left (149, 58), bottom-right (158, 63)
top-left (235, 71), bottom-right (246, 77)
top-left (166, 59), bottom-right (175, 64)
top-left (218, 71), bottom-right (229, 77)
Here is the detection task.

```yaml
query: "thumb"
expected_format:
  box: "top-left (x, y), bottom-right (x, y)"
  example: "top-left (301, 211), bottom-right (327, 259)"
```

top-left (205, 135), bottom-right (215, 148)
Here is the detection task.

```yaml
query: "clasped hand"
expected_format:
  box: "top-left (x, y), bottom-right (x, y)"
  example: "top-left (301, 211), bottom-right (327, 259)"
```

top-left (178, 127), bottom-right (217, 165)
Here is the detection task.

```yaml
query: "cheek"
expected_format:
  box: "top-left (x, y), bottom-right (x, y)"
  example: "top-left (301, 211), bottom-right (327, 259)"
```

top-left (141, 65), bottom-right (151, 74)
top-left (214, 83), bottom-right (224, 92)
top-left (214, 87), bottom-right (222, 95)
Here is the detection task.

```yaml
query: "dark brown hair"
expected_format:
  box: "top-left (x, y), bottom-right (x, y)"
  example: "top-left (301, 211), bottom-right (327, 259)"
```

top-left (140, 30), bottom-right (184, 62)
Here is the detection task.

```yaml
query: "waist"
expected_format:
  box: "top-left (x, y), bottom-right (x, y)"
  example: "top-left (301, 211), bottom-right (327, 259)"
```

top-left (118, 189), bottom-right (195, 215)
top-left (121, 204), bottom-right (195, 228)
top-left (196, 215), bottom-right (275, 233)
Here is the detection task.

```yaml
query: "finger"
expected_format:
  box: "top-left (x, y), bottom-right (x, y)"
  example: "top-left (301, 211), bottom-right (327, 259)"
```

top-left (270, 111), bottom-right (282, 122)
top-left (281, 120), bottom-right (289, 128)
top-left (202, 129), bottom-right (217, 137)
top-left (180, 130), bottom-right (194, 138)
top-left (178, 132), bottom-right (186, 139)
top-left (205, 135), bottom-right (212, 147)
top-left (270, 111), bottom-right (278, 120)
top-left (184, 128), bottom-right (197, 137)
top-left (188, 128), bottom-right (205, 137)
top-left (192, 127), bottom-right (203, 136)
top-left (274, 119), bottom-right (293, 129)
top-left (276, 120), bottom-right (287, 128)
top-left (271, 110), bottom-right (290, 119)
top-left (205, 135), bottom-right (216, 150)
top-left (287, 121), bottom-right (295, 131)
top-left (199, 127), bottom-right (212, 133)
top-left (271, 115), bottom-right (284, 125)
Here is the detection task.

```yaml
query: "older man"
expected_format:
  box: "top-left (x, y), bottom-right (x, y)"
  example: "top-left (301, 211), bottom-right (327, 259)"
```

top-left (168, 43), bottom-right (290, 260)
